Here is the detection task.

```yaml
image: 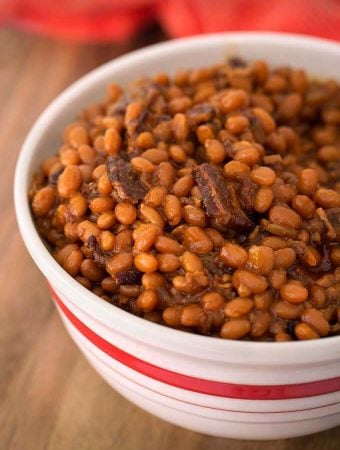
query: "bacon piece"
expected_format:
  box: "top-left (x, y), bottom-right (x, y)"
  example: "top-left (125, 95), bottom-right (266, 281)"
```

top-left (194, 163), bottom-right (254, 231)
top-left (107, 156), bottom-right (146, 204)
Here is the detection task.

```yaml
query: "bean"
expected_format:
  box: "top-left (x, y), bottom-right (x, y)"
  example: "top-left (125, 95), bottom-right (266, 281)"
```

top-left (251, 60), bottom-right (269, 83)
top-left (153, 121), bottom-right (172, 142)
top-left (163, 305), bottom-right (183, 327)
top-left (277, 93), bottom-right (302, 121)
top-left (280, 281), bottom-right (308, 303)
top-left (330, 247), bottom-right (340, 266)
top-left (69, 193), bottom-right (88, 219)
top-left (141, 273), bottom-right (165, 290)
top-left (131, 157), bottom-right (155, 173)
top-left (78, 145), bottom-right (96, 164)
top-left (106, 252), bottom-right (133, 276)
top-left (181, 304), bottom-right (205, 327)
top-left (97, 173), bottom-right (112, 195)
top-left (295, 323), bottom-right (320, 340)
top-left (32, 186), bottom-right (56, 217)
top-left (205, 139), bottom-right (225, 164)
top-left (92, 286), bottom-right (104, 297)
top-left (156, 254), bottom-right (181, 272)
top-left (169, 145), bottom-right (187, 163)
top-left (173, 274), bottom-right (198, 294)
top-left (254, 187), bottom-right (274, 212)
top-left (290, 69), bottom-right (308, 93)
top-left (97, 211), bottom-right (116, 229)
top-left (144, 186), bottom-right (167, 208)
top-left (134, 253), bottom-right (158, 273)
top-left (155, 162), bottom-right (176, 188)
top-left (172, 175), bottom-right (194, 197)
top-left (155, 236), bottom-right (183, 255)
top-left (274, 248), bottom-right (296, 269)
top-left (250, 166), bottom-right (276, 186)
top-left (262, 236), bottom-right (287, 250)
top-left (135, 131), bottom-right (154, 149)
top-left (141, 148), bottom-right (169, 164)
top-left (205, 228), bottom-right (224, 248)
top-left (115, 202), bottom-right (137, 225)
top-left (57, 165), bottom-right (82, 198)
top-left (183, 227), bottom-right (213, 254)
top-left (248, 245), bottom-right (275, 275)
top-left (62, 250), bottom-right (83, 276)
top-left (139, 203), bottom-right (164, 228)
top-left (68, 125), bottom-right (89, 148)
top-left (309, 285), bottom-right (327, 308)
top-left (60, 148), bottom-right (80, 166)
top-left (251, 311), bottom-right (272, 337)
top-left (225, 115), bottom-right (249, 134)
top-left (224, 298), bottom-right (254, 318)
top-left (172, 113), bottom-right (190, 141)
top-left (292, 195), bottom-right (316, 219)
top-left (220, 319), bottom-right (251, 339)
top-left (234, 146), bottom-right (260, 165)
top-left (298, 168), bottom-right (318, 195)
top-left (202, 292), bottom-right (225, 311)
top-left (232, 269), bottom-right (268, 295)
top-left (252, 107), bottom-right (276, 133)
top-left (269, 205), bottom-right (301, 229)
top-left (180, 251), bottom-right (204, 272)
top-left (125, 102), bottom-right (142, 126)
top-left (303, 246), bottom-right (321, 267)
top-left (164, 195), bottom-right (182, 226)
top-left (265, 75), bottom-right (287, 93)
top-left (302, 308), bottom-right (330, 336)
top-left (80, 259), bottom-right (105, 282)
top-left (119, 283), bottom-right (143, 298)
top-left (107, 82), bottom-right (122, 101)
top-left (326, 284), bottom-right (340, 302)
top-left (275, 332), bottom-right (292, 342)
top-left (169, 96), bottom-right (192, 114)
top-left (99, 230), bottom-right (115, 252)
top-left (104, 128), bottom-right (122, 155)
top-left (136, 289), bottom-right (158, 313)
top-left (318, 145), bottom-right (340, 162)
top-left (55, 244), bottom-right (83, 276)
top-left (224, 160), bottom-right (250, 180)
top-left (77, 220), bottom-right (100, 242)
top-left (64, 223), bottom-right (79, 243)
top-left (101, 276), bottom-right (118, 293)
top-left (75, 276), bottom-right (92, 290)
top-left (133, 223), bottom-right (161, 253)
top-left (314, 188), bottom-right (340, 208)
top-left (254, 290), bottom-right (273, 310)
top-left (40, 156), bottom-right (60, 176)
top-left (272, 301), bottom-right (303, 319)
top-left (182, 205), bottom-right (207, 227)
top-left (90, 196), bottom-right (114, 214)
top-left (196, 124), bottom-right (214, 143)
top-left (220, 243), bottom-right (248, 269)
top-left (220, 90), bottom-right (249, 114)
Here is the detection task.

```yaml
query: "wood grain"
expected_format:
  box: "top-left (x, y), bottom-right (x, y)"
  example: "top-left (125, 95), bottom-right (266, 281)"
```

top-left (0, 27), bottom-right (338, 450)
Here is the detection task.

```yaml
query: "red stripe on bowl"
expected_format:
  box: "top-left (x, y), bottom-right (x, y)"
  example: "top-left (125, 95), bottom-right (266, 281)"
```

top-left (51, 288), bottom-right (340, 400)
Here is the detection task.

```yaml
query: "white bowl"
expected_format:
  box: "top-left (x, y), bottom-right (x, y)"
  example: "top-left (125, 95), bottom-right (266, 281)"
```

top-left (14, 32), bottom-right (340, 440)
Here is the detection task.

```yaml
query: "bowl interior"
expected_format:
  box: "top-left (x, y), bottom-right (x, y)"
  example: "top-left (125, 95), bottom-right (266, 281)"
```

top-left (14, 32), bottom-right (340, 363)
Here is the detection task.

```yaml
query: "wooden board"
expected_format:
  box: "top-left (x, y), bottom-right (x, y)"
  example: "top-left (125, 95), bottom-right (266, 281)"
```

top-left (0, 27), bottom-right (339, 450)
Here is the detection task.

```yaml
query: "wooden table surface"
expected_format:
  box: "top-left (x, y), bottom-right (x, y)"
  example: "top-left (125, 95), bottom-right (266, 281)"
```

top-left (0, 27), bottom-right (339, 450)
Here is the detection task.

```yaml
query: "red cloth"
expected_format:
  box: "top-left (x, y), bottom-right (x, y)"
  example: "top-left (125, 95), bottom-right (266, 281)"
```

top-left (1, 0), bottom-right (340, 42)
